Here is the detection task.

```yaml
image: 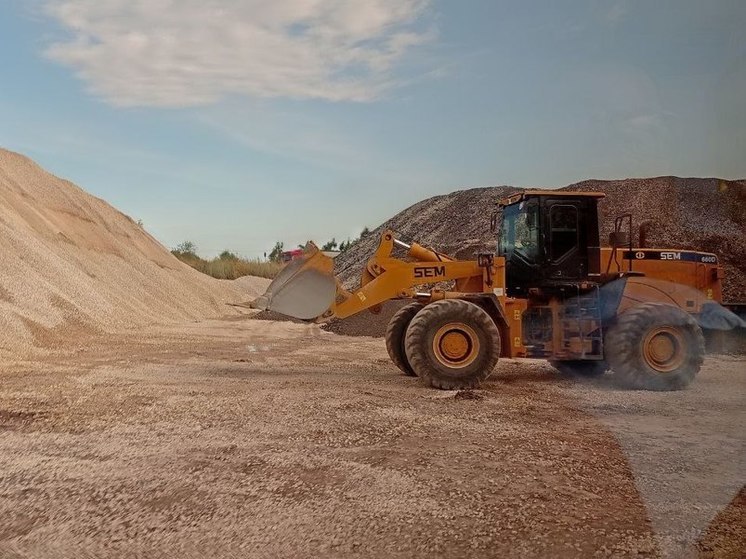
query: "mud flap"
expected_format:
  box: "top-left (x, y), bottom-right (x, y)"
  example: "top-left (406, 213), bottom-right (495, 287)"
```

top-left (697, 302), bottom-right (746, 330)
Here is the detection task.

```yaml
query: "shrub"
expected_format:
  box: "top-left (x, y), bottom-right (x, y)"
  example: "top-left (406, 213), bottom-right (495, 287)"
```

top-left (219, 250), bottom-right (238, 261)
top-left (268, 241), bottom-right (284, 262)
top-left (172, 243), bottom-right (282, 280)
top-left (173, 240), bottom-right (198, 257)
top-left (321, 238), bottom-right (338, 251)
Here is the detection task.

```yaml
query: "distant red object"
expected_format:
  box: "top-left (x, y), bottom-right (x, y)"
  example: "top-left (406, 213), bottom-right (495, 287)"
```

top-left (281, 249), bottom-right (305, 263)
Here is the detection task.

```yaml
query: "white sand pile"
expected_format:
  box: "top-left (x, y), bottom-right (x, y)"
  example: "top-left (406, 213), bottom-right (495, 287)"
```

top-left (0, 148), bottom-right (269, 357)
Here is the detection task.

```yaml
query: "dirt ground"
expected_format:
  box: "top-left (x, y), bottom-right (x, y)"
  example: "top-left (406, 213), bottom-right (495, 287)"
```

top-left (0, 316), bottom-right (743, 558)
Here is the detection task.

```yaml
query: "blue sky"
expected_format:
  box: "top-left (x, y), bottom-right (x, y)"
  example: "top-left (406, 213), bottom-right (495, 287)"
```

top-left (1, 1), bottom-right (744, 258)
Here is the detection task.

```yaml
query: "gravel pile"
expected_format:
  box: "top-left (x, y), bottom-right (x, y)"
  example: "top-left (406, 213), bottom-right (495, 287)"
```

top-left (322, 300), bottom-right (408, 338)
top-left (0, 148), bottom-right (269, 358)
top-left (333, 186), bottom-right (520, 288)
top-left (566, 177), bottom-right (746, 303)
top-left (331, 177), bottom-right (745, 336)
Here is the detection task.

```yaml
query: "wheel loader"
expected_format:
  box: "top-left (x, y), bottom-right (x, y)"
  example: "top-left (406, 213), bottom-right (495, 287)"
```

top-left (252, 191), bottom-right (744, 390)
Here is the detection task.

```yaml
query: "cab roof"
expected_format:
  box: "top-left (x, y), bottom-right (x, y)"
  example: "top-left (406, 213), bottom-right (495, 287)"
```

top-left (498, 190), bottom-right (605, 207)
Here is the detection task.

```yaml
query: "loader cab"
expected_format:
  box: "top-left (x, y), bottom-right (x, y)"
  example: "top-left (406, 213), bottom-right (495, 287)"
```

top-left (496, 191), bottom-right (604, 296)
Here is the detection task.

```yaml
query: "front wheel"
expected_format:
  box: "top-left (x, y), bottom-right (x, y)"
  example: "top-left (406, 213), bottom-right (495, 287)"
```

top-left (604, 303), bottom-right (705, 391)
top-left (385, 301), bottom-right (424, 376)
top-left (404, 299), bottom-right (500, 390)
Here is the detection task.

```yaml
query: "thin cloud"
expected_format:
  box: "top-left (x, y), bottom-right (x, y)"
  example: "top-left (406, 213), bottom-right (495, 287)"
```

top-left (196, 105), bottom-right (369, 172)
top-left (43, 0), bottom-right (434, 107)
top-left (604, 2), bottom-right (628, 24)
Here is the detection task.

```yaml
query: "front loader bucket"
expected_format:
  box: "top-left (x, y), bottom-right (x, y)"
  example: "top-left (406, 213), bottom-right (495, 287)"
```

top-left (250, 245), bottom-right (337, 320)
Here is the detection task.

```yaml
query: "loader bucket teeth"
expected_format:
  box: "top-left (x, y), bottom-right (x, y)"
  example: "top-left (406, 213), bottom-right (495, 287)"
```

top-left (251, 246), bottom-right (337, 320)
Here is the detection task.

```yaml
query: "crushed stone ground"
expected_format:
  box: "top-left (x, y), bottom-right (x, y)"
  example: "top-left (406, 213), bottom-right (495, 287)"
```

top-left (1, 317), bottom-right (743, 558)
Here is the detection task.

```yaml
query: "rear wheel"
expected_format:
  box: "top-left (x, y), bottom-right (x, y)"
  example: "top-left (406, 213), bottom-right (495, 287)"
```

top-left (550, 360), bottom-right (608, 377)
top-left (605, 303), bottom-right (704, 390)
top-left (404, 299), bottom-right (500, 390)
top-left (385, 302), bottom-right (425, 376)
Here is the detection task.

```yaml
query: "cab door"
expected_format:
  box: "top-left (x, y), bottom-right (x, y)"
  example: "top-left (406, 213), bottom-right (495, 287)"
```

top-left (544, 200), bottom-right (587, 281)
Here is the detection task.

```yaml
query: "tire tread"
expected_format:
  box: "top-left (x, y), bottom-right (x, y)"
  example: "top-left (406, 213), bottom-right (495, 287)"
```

top-left (385, 302), bottom-right (424, 376)
top-left (605, 303), bottom-right (704, 390)
top-left (405, 299), bottom-right (500, 390)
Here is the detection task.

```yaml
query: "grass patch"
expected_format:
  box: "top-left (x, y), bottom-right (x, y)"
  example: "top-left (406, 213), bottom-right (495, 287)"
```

top-left (174, 253), bottom-right (282, 280)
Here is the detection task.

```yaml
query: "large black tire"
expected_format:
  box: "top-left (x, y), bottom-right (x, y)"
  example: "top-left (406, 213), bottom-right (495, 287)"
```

top-left (404, 299), bottom-right (500, 390)
top-left (550, 360), bottom-right (608, 377)
top-left (385, 302), bottom-right (425, 376)
top-left (605, 303), bottom-right (705, 391)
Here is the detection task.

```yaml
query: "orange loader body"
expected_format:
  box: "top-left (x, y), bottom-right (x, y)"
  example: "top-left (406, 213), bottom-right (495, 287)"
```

top-left (253, 191), bottom-right (743, 391)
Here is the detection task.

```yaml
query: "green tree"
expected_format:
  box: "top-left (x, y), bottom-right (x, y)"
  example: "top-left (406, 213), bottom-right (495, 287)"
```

top-left (173, 241), bottom-right (197, 256)
top-left (268, 241), bottom-right (284, 262)
top-left (321, 238), bottom-right (338, 251)
top-left (360, 226), bottom-right (371, 238)
top-left (219, 250), bottom-right (238, 261)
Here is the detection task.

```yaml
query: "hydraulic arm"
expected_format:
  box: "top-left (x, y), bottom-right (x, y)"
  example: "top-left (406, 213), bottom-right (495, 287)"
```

top-left (251, 230), bottom-right (503, 321)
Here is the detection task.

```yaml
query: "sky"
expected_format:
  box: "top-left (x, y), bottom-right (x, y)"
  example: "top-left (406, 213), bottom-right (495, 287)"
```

top-left (1, 0), bottom-right (744, 258)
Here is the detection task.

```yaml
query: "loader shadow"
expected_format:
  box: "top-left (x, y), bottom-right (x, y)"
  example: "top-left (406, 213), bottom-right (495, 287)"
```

top-left (487, 362), bottom-right (633, 391)
top-left (205, 351), bottom-right (632, 394)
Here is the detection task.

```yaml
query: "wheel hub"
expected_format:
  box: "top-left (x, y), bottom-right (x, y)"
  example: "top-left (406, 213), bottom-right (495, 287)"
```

top-left (643, 326), bottom-right (685, 373)
top-left (433, 322), bottom-right (479, 368)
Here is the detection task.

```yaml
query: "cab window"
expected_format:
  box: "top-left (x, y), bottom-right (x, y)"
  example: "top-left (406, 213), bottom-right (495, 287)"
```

top-left (499, 202), bottom-right (539, 261)
top-left (549, 204), bottom-right (579, 261)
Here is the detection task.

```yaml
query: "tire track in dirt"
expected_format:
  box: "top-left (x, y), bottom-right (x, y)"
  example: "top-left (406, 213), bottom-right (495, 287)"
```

top-left (0, 319), bottom-right (663, 558)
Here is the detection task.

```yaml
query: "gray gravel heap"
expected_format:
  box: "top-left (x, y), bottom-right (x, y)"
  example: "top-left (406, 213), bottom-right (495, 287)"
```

top-left (335, 177), bottom-right (745, 302)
